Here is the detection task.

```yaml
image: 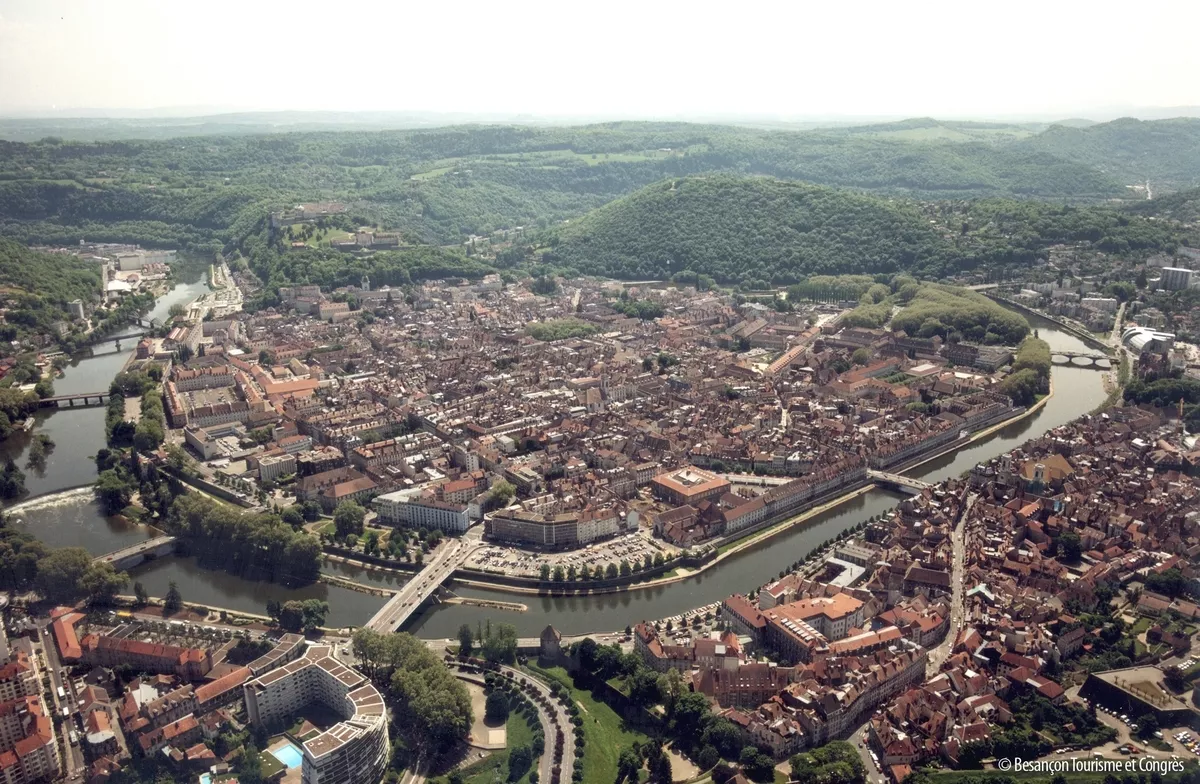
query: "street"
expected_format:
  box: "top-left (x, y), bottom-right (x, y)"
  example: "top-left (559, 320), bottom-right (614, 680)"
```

top-left (926, 493), bottom-right (972, 677)
top-left (34, 622), bottom-right (85, 780)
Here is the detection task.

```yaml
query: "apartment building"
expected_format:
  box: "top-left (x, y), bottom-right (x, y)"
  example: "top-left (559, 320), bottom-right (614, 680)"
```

top-left (0, 696), bottom-right (60, 784)
top-left (0, 654), bottom-right (38, 703)
top-left (374, 490), bottom-right (470, 534)
top-left (243, 646), bottom-right (388, 784)
top-left (487, 504), bottom-right (632, 549)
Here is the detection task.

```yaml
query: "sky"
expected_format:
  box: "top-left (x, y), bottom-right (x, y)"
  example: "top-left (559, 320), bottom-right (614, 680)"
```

top-left (2, 0), bottom-right (1199, 120)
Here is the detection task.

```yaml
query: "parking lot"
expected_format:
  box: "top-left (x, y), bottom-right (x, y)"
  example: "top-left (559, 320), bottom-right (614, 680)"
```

top-left (467, 532), bottom-right (676, 578)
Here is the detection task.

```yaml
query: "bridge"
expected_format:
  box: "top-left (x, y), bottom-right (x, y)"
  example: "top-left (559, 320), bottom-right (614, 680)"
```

top-left (38, 392), bottom-right (111, 408)
top-left (95, 536), bottom-right (177, 570)
top-left (1050, 350), bottom-right (1113, 369)
top-left (364, 538), bottom-right (475, 633)
top-left (868, 470), bottom-right (934, 494)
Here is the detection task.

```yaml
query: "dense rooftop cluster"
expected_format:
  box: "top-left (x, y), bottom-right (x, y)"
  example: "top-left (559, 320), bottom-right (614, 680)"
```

top-left (161, 276), bottom-right (1033, 561)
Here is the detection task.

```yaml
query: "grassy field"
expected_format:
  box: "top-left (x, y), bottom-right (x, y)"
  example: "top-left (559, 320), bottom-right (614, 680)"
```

top-left (452, 708), bottom-right (540, 784)
top-left (528, 664), bottom-right (649, 784)
top-left (411, 165), bottom-right (456, 181)
top-left (282, 223), bottom-right (355, 247)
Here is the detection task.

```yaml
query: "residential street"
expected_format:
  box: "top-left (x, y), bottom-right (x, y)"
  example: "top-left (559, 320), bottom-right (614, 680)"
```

top-left (926, 493), bottom-right (972, 677)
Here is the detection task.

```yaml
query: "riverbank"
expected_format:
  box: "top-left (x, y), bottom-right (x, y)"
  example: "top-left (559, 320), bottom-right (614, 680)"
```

top-left (982, 293), bottom-right (1113, 352)
top-left (435, 388), bottom-right (1054, 599)
top-left (892, 373), bottom-right (1055, 476)
top-left (317, 572), bottom-right (395, 597)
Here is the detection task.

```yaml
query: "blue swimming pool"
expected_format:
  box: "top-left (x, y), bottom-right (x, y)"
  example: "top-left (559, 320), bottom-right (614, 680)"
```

top-left (199, 775), bottom-right (212, 784)
top-left (271, 742), bottom-right (304, 769)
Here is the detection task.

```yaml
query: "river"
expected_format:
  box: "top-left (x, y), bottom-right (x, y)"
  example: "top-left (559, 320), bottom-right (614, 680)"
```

top-left (3, 303), bottom-right (1108, 637)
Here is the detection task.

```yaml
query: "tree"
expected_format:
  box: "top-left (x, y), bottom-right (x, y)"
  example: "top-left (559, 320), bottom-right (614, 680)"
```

top-left (577, 638), bottom-right (599, 672)
top-left (628, 668), bottom-right (665, 708)
top-left (489, 480), bottom-right (516, 507)
top-left (540, 563), bottom-right (551, 581)
top-left (457, 624), bottom-right (474, 657)
top-left (701, 718), bottom-right (743, 759)
top-left (281, 506), bottom-right (305, 528)
top-left (1164, 665), bottom-right (1187, 693)
top-left (739, 747), bottom-right (775, 782)
top-left (333, 501), bottom-right (366, 539)
top-left (35, 547), bottom-right (93, 602)
top-left (1059, 532), bottom-right (1082, 563)
top-left (553, 565), bottom-right (566, 582)
top-left (481, 623), bottom-right (519, 664)
top-left (277, 599), bottom-right (330, 632)
top-left (163, 580), bottom-right (183, 614)
top-left (851, 347), bottom-right (872, 366)
top-left (94, 469), bottom-right (134, 515)
top-left (0, 460), bottom-right (26, 500)
top-left (485, 689), bottom-right (510, 722)
top-left (79, 562), bottom-right (128, 606)
top-left (670, 692), bottom-right (713, 742)
top-left (508, 746), bottom-right (533, 781)
top-left (133, 580), bottom-right (149, 607)
top-left (648, 743), bottom-right (672, 784)
top-left (617, 747), bottom-right (643, 784)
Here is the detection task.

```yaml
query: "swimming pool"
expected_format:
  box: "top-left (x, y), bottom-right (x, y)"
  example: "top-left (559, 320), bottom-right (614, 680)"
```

top-left (271, 742), bottom-right (304, 769)
top-left (199, 775), bottom-right (212, 784)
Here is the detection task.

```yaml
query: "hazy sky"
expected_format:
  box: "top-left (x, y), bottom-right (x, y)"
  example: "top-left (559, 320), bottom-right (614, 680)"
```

top-left (2, 0), bottom-right (1198, 119)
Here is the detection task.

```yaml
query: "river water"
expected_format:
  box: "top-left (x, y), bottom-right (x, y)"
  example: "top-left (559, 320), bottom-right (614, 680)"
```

top-left (3, 303), bottom-right (1107, 637)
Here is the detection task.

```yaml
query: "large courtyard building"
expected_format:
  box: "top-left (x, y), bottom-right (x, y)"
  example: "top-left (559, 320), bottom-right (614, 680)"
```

top-left (650, 467), bottom-right (731, 506)
top-left (243, 646), bottom-right (388, 784)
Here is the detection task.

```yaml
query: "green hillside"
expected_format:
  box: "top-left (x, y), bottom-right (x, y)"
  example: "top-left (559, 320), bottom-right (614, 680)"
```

top-left (0, 237), bottom-right (102, 344)
top-left (1021, 117), bottom-right (1200, 190)
top-left (0, 121), bottom-right (1129, 253)
top-left (540, 176), bottom-right (955, 285)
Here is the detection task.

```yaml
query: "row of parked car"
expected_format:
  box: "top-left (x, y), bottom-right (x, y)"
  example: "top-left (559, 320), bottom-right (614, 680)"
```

top-left (1172, 731), bottom-right (1200, 757)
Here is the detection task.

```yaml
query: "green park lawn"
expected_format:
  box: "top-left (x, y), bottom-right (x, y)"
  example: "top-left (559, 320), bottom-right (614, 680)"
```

top-left (451, 704), bottom-right (539, 784)
top-left (528, 664), bottom-right (648, 784)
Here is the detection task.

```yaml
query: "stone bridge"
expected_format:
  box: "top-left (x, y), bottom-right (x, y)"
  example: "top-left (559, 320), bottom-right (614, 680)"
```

top-left (868, 470), bottom-right (934, 495)
top-left (1050, 350), bottom-right (1112, 369)
top-left (95, 536), bottom-right (178, 570)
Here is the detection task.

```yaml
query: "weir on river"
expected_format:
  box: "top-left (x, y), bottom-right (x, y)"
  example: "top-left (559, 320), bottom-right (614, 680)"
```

top-left (3, 303), bottom-right (1110, 638)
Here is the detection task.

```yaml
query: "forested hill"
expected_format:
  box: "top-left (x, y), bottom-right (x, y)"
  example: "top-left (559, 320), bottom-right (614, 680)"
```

top-left (0, 237), bottom-right (102, 340)
top-left (539, 176), bottom-right (955, 285)
top-left (1021, 117), bottom-right (1200, 191)
top-left (536, 176), bottom-right (1186, 286)
top-left (0, 120), bottom-right (1132, 252)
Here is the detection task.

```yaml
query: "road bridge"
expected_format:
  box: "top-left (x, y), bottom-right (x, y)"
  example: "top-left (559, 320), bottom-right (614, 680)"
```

top-left (364, 538), bottom-right (475, 633)
top-left (868, 470), bottom-right (933, 495)
top-left (38, 392), bottom-right (111, 408)
top-left (95, 536), bottom-right (177, 570)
